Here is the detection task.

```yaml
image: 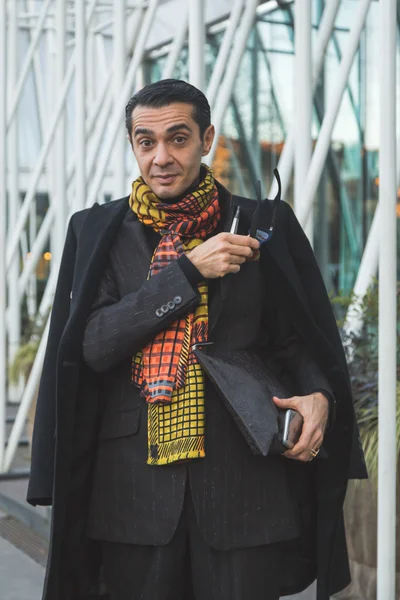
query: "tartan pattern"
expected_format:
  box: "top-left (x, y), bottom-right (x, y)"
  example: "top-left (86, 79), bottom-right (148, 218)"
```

top-left (129, 165), bottom-right (220, 465)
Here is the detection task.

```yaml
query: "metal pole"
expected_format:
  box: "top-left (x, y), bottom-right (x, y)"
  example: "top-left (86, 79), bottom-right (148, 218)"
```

top-left (74, 0), bottom-right (86, 212)
top-left (113, 0), bottom-right (126, 197)
top-left (377, 0), bottom-right (397, 597)
top-left (54, 0), bottom-right (67, 268)
top-left (18, 207), bottom-right (55, 300)
top-left (206, 0), bottom-right (259, 165)
top-left (297, 0), bottom-right (371, 230)
top-left (162, 3), bottom-right (188, 80)
top-left (294, 0), bottom-right (312, 243)
top-left (6, 0), bottom-right (98, 270)
top-left (7, 0), bottom-right (21, 394)
top-left (268, 0), bottom-right (341, 199)
top-left (207, 0), bottom-right (244, 107)
top-left (27, 203), bottom-right (37, 318)
top-left (189, 0), bottom-right (205, 91)
top-left (6, 0), bottom-right (53, 129)
top-left (0, 0), bottom-right (7, 471)
top-left (86, 0), bottom-right (159, 208)
top-left (343, 204), bottom-right (379, 339)
top-left (5, 51), bottom-right (75, 269)
top-left (4, 319), bottom-right (50, 472)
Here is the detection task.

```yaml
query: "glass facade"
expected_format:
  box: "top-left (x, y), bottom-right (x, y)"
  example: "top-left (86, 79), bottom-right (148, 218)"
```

top-left (147, 0), bottom-right (400, 296)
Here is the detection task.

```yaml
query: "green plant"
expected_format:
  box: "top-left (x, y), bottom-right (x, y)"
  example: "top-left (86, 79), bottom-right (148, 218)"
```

top-left (8, 312), bottom-right (49, 385)
top-left (8, 339), bottom-right (40, 385)
top-left (332, 282), bottom-right (400, 482)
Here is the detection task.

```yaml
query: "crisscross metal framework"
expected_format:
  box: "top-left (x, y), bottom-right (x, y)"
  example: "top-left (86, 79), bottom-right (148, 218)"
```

top-left (0, 1), bottom-right (398, 596)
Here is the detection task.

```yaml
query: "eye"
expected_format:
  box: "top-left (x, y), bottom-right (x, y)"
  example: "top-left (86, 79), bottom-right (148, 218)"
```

top-left (173, 136), bottom-right (187, 144)
top-left (139, 139), bottom-right (153, 148)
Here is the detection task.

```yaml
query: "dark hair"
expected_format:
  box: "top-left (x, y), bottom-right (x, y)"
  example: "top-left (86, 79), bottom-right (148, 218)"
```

top-left (125, 79), bottom-right (211, 140)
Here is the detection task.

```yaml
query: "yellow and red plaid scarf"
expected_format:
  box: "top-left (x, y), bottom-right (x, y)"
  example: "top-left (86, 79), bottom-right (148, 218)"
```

top-left (129, 165), bottom-right (220, 465)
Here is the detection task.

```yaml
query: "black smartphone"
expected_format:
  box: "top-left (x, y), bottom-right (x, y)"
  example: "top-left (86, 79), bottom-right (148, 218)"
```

top-left (282, 409), bottom-right (303, 449)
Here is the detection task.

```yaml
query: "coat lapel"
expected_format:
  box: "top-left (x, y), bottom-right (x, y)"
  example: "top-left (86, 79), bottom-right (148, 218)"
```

top-left (208, 184), bottom-right (235, 333)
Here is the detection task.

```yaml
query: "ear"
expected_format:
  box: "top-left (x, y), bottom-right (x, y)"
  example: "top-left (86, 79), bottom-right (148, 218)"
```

top-left (127, 133), bottom-right (135, 153)
top-left (201, 124), bottom-right (215, 156)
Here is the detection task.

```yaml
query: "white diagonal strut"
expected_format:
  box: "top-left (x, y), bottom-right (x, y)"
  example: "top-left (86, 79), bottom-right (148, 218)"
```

top-left (297, 0), bottom-right (371, 229)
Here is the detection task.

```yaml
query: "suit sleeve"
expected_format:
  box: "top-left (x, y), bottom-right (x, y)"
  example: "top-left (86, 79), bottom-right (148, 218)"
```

top-left (82, 259), bottom-right (200, 373)
top-left (27, 217), bottom-right (78, 506)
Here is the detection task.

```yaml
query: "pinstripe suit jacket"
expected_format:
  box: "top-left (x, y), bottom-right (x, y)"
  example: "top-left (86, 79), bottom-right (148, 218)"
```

top-left (83, 186), bottom-right (330, 570)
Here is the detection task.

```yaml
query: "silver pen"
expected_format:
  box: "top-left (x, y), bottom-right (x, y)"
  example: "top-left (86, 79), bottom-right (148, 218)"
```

top-left (230, 206), bottom-right (241, 234)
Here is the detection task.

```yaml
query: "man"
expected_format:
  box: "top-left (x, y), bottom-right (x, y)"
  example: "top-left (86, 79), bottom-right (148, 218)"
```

top-left (28, 79), bottom-right (367, 600)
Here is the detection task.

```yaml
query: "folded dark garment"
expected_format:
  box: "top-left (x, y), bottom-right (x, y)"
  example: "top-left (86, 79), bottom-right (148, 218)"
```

top-left (193, 344), bottom-right (300, 456)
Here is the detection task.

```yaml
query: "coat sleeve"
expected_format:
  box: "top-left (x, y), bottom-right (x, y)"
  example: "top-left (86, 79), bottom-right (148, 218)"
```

top-left (263, 286), bottom-right (335, 425)
top-left (27, 217), bottom-right (78, 506)
top-left (82, 259), bottom-right (200, 373)
top-left (283, 202), bottom-right (368, 478)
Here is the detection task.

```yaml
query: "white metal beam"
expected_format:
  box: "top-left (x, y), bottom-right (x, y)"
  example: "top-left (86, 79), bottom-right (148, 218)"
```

top-left (207, 0), bottom-right (244, 107)
top-left (377, 0), bottom-right (398, 598)
top-left (54, 0), bottom-right (67, 268)
top-left (189, 0), bottom-right (205, 91)
top-left (297, 0), bottom-right (371, 229)
top-left (161, 1), bottom-right (188, 80)
top-left (86, 0), bottom-right (160, 208)
top-left (113, 0), bottom-right (127, 197)
top-left (294, 0), bottom-right (312, 243)
top-left (6, 0), bottom-right (98, 272)
top-left (6, 0), bottom-right (53, 129)
top-left (0, 0), bottom-right (7, 471)
top-left (268, 0), bottom-right (341, 200)
top-left (7, 0), bottom-right (21, 380)
top-left (206, 0), bottom-right (259, 164)
top-left (3, 320), bottom-right (50, 472)
top-left (74, 0), bottom-right (87, 212)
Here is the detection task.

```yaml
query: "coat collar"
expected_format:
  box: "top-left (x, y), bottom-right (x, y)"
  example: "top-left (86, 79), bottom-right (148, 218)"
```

top-left (60, 197), bottom-right (130, 356)
top-left (72, 197), bottom-right (130, 307)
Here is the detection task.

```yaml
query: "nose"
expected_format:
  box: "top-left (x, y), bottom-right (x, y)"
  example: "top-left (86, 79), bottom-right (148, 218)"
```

top-left (153, 143), bottom-right (173, 168)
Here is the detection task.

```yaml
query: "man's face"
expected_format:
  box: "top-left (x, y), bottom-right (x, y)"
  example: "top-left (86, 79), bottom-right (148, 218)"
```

top-left (129, 102), bottom-right (215, 200)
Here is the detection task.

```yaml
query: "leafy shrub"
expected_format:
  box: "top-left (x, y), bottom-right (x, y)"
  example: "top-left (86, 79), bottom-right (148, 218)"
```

top-left (331, 282), bottom-right (400, 482)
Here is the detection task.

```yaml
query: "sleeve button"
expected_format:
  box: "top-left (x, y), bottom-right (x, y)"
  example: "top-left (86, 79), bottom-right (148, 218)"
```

top-left (167, 301), bottom-right (175, 310)
top-left (155, 308), bottom-right (164, 318)
top-left (161, 304), bottom-right (169, 314)
top-left (174, 296), bottom-right (182, 305)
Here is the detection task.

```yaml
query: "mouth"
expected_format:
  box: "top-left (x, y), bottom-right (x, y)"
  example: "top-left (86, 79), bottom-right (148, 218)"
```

top-left (153, 174), bottom-right (179, 185)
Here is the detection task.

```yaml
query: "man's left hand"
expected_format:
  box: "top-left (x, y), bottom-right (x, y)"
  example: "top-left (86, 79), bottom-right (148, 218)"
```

top-left (272, 392), bottom-right (329, 462)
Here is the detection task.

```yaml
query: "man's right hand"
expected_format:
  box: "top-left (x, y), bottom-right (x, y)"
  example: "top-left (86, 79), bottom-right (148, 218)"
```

top-left (187, 233), bottom-right (260, 279)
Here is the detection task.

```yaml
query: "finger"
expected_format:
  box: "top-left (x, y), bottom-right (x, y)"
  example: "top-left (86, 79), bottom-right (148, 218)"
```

top-left (288, 426), bottom-right (323, 459)
top-left (223, 233), bottom-right (260, 250)
top-left (272, 396), bottom-right (297, 409)
top-left (227, 245), bottom-right (255, 259)
top-left (225, 264), bottom-right (241, 275)
top-left (285, 424), bottom-right (314, 457)
top-left (283, 450), bottom-right (312, 462)
top-left (228, 255), bottom-right (247, 265)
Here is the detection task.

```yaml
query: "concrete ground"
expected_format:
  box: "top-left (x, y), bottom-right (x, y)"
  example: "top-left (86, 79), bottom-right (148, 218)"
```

top-left (0, 508), bottom-right (45, 600)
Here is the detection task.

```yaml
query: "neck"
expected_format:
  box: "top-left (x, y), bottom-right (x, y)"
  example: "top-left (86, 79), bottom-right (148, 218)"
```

top-left (162, 169), bottom-right (202, 204)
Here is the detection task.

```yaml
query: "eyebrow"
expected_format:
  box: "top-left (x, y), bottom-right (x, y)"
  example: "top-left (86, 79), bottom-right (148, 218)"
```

top-left (166, 123), bottom-right (192, 134)
top-left (133, 123), bottom-right (192, 137)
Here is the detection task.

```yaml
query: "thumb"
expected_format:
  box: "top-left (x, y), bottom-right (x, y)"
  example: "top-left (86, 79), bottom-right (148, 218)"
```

top-left (272, 396), bottom-right (294, 408)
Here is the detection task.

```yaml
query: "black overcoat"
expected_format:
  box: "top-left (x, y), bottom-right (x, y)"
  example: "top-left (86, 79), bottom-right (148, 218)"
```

top-left (27, 184), bottom-right (367, 600)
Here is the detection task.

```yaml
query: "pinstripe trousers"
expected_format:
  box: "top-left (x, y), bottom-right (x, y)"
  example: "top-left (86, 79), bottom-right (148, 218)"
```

top-left (100, 483), bottom-right (287, 600)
